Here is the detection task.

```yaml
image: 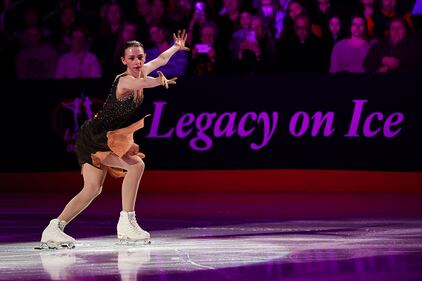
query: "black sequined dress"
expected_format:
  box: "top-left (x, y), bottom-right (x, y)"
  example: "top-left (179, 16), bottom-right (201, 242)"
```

top-left (75, 73), bottom-right (146, 177)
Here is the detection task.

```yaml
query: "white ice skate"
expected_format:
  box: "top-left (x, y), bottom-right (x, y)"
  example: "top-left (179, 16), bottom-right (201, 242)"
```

top-left (117, 211), bottom-right (151, 245)
top-left (36, 218), bottom-right (76, 249)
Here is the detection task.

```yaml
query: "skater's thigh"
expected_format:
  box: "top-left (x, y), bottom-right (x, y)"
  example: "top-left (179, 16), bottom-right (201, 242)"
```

top-left (101, 153), bottom-right (144, 170)
top-left (82, 163), bottom-right (107, 188)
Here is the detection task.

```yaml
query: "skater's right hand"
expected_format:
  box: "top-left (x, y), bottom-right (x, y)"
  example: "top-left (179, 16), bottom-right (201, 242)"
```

top-left (157, 71), bottom-right (177, 89)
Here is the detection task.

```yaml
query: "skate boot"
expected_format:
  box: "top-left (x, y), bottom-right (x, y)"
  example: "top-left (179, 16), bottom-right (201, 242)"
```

top-left (117, 211), bottom-right (150, 244)
top-left (36, 219), bottom-right (76, 249)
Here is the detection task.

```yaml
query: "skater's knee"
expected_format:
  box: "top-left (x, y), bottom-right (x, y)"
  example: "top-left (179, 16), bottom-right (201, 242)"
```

top-left (83, 183), bottom-right (103, 197)
top-left (126, 156), bottom-right (145, 172)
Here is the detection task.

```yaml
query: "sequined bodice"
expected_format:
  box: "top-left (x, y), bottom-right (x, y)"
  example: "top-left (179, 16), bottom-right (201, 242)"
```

top-left (91, 74), bottom-right (143, 132)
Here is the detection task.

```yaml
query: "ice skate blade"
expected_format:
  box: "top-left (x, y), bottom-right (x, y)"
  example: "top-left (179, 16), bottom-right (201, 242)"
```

top-left (117, 236), bottom-right (151, 246)
top-left (35, 242), bottom-right (75, 250)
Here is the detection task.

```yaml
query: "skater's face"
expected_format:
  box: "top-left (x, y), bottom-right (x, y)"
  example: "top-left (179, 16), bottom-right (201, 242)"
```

top-left (121, 46), bottom-right (146, 75)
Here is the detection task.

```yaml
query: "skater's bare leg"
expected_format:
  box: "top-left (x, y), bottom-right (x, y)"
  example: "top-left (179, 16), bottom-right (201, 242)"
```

top-left (101, 154), bottom-right (145, 211)
top-left (101, 154), bottom-right (149, 241)
top-left (57, 164), bottom-right (107, 223)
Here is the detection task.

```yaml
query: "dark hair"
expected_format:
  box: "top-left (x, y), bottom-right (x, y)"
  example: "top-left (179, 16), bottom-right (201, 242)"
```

top-left (121, 40), bottom-right (144, 57)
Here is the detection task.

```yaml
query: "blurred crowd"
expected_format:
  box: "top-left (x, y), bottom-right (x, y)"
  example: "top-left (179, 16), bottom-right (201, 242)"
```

top-left (1, 0), bottom-right (422, 80)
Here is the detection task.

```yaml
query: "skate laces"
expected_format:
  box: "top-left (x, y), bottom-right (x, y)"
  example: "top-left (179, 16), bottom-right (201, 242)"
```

top-left (54, 219), bottom-right (74, 240)
top-left (58, 221), bottom-right (67, 231)
top-left (128, 214), bottom-right (144, 233)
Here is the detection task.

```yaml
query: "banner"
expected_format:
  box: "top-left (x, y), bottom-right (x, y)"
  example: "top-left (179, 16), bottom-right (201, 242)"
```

top-left (1, 74), bottom-right (421, 172)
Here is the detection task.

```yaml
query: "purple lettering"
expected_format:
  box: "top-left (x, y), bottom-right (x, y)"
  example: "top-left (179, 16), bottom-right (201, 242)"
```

top-left (189, 113), bottom-right (217, 151)
top-left (311, 112), bottom-right (335, 137)
top-left (345, 99), bottom-right (367, 137)
top-left (289, 112), bottom-right (309, 137)
top-left (214, 112), bottom-right (237, 137)
top-left (384, 113), bottom-right (404, 138)
top-left (250, 112), bottom-right (278, 150)
top-left (175, 113), bottom-right (195, 138)
top-left (147, 102), bottom-right (174, 138)
top-left (363, 112), bottom-right (383, 137)
top-left (238, 112), bottom-right (257, 137)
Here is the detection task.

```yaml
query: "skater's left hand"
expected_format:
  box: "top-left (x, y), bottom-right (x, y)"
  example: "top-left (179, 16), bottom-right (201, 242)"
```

top-left (173, 30), bottom-right (190, 51)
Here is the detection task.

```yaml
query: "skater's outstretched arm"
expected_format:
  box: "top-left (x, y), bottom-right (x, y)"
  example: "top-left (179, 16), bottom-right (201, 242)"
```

top-left (143, 29), bottom-right (189, 75)
top-left (119, 71), bottom-right (177, 91)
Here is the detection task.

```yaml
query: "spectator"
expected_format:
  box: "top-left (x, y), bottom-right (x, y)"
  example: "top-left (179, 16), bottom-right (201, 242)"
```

top-left (55, 27), bottom-right (101, 79)
top-left (257, 0), bottom-right (285, 39)
top-left (278, 14), bottom-right (329, 72)
top-left (145, 24), bottom-right (188, 77)
top-left (169, 0), bottom-right (195, 31)
top-left (52, 5), bottom-right (78, 54)
top-left (230, 8), bottom-right (254, 60)
top-left (187, 1), bottom-right (215, 46)
top-left (149, 0), bottom-right (172, 29)
top-left (330, 15), bottom-right (370, 73)
top-left (95, 2), bottom-right (110, 38)
top-left (94, 2), bottom-right (124, 79)
top-left (113, 22), bottom-right (138, 74)
top-left (358, 0), bottom-right (377, 39)
top-left (216, 0), bottom-right (243, 59)
top-left (281, 0), bottom-right (322, 39)
top-left (13, 6), bottom-right (52, 48)
top-left (373, 0), bottom-right (414, 39)
top-left (311, 0), bottom-right (337, 37)
top-left (130, 0), bottom-right (152, 48)
top-left (364, 17), bottom-right (418, 72)
top-left (15, 26), bottom-right (57, 79)
top-left (190, 21), bottom-right (219, 75)
top-left (235, 15), bottom-right (276, 73)
top-left (324, 14), bottom-right (345, 50)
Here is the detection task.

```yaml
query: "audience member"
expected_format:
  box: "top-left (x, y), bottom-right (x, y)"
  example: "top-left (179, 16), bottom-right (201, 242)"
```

top-left (190, 21), bottom-right (220, 75)
top-left (235, 15), bottom-right (277, 73)
top-left (145, 24), bottom-right (188, 77)
top-left (15, 26), bottom-right (57, 79)
top-left (330, 15), bottom-right (370, 73)
top-left (55, 27), bottom-right (101, 79)
top-left (364, 16), bottom-right (418, 72)
top-left (278, 14), bottom-right (329, 72)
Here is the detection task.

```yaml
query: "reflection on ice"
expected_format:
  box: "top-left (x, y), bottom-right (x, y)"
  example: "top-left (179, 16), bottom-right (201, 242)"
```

top-left (118, 248), bottom-right (151, 281)
top-left (39, 251), bottom-right (76, 280)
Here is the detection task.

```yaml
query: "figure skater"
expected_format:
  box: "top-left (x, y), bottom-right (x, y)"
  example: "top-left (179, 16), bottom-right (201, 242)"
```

top-left (38, 30), bottom-right (189, 249)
